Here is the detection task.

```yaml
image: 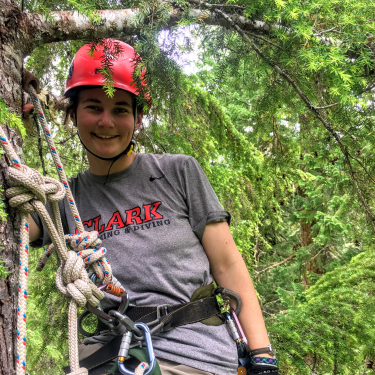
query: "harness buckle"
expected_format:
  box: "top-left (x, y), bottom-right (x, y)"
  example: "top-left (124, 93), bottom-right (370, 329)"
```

top-left (156, 304), bottom-right (170, 321)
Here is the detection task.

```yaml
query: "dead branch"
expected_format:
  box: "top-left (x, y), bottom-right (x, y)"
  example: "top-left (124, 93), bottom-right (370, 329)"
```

top-left (315, 102), bottom-right (339, 109)
top-left (255, 253), bottom-right (296, 276)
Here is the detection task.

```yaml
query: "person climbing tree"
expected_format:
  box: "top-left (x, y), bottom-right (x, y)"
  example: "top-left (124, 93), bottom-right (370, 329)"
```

top-left (25, 38), bottom-right (279, 375)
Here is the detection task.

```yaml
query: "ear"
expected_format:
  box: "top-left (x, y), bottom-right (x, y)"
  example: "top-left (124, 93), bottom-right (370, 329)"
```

top-left (70, 111), bottom-right (77, 127)
top-left (135, 111), bottom-right (144, 130)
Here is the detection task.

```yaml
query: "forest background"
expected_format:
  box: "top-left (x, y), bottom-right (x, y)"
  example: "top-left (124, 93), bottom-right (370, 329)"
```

top-left (1, 0), bottom-right (375, 374)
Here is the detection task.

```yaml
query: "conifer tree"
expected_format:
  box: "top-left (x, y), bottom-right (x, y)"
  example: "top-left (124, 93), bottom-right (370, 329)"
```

top-left (1, 0), bottom-right (375, 373)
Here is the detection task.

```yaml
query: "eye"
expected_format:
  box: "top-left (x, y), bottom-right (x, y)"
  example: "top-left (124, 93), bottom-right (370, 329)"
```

top-left (115, 108), bottom-right (129, 114)
top-left (86, 105), bottom-right (101, 111)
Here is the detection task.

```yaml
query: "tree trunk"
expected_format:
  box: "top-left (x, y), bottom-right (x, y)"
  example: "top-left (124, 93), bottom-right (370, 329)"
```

top-left (0, 1), bottom-right (29, 373)
top-left (301, 218), bottom-right (315, 286)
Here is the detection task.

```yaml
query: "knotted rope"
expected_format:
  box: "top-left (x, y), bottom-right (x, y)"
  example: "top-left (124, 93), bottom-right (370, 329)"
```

top-left (0, 85), bottom-right (115, 375)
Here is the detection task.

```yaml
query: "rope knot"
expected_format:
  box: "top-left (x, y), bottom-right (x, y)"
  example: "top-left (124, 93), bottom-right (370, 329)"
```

top-left (39, 231), bottom-right (111, 307)
top-left (5, 165), bottom-right (65, 214)
top-left (66, 231), bottom-right (112, 285)
top-left (55, 251), bottom-right (103, 308)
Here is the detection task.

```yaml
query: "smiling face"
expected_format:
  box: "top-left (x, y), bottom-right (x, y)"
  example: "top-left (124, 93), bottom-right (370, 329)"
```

top-left (75, 88), bottom-right (143, 161)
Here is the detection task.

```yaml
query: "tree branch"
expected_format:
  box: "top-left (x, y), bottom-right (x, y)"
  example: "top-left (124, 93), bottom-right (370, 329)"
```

top-left (22, 7), bottom-right (275, 54)
top-left (205, 3), bottom-right (246, 9)
top-left (314, 102), bottom-right (338, 109)
top-left (201, 1), bottom-right (375, 231)
top-left (55, 132), bottom-right (77, 145)
top-left (243, 30), bottom-right (284, 50)
top-left (255, 253), bottom-right (297, 276)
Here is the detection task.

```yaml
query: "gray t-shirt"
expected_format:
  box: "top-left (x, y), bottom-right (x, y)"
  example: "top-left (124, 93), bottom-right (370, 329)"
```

top-left (31, 153), bottom-right (237, 374)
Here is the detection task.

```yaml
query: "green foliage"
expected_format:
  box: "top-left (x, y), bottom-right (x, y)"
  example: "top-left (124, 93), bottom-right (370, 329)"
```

top-left (0, 98), bottom-right (26, 137)
top-left (0, 186), bottom-right (7, 224)
top-left (270, 250), bottom-right (375, 374)
top-left (88, 39), bottom-right (126, 97)
top-left (0, 258), bottom-right (10, 280)
top-left (6, 0), bottom-right (375, 373)
top-left (26, 248), bottom-right (69, 375)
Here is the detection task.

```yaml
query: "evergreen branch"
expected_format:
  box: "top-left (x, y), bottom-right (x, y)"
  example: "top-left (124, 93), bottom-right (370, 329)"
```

top-left (219, 88), bottom-right (251, 107)
top-left (243, 31), bottom-right (284, 50)
top-left (314, 27), bottom-right (337, 35)
top-left (255, 253), bottom-right (297, 276)
top-left (357, 79), bottom-right (375, 95)
top-left (139, 129), bottom-right (157, 154)
top-left (199, 1), bottom-right (375, 231)
top-left (346, 151), bottom-right (375, 185)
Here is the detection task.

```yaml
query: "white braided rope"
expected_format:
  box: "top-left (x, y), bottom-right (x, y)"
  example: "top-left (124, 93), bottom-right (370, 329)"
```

top-left (135, 362), bottom-right (149, 375)
top-left (28, 86), bottom-right (84, 233)
top-left (1, 125), bottom-right (31, 374)
top-left (0, 86), bottom-right (115, 374)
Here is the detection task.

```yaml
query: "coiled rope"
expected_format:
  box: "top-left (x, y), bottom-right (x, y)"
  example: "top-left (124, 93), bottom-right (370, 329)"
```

top-left (0, 85), bottom-right (115, 375)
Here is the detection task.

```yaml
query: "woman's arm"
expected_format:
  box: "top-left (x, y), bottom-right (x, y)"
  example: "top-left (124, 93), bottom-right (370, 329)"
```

top-left (28, 214), bottom-right (42, 243)
top-left (201, 221), bottom-right (272, 357)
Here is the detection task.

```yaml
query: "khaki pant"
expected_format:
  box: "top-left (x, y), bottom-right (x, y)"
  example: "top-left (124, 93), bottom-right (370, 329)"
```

top-left (78, 343), bottom-right (214, 375)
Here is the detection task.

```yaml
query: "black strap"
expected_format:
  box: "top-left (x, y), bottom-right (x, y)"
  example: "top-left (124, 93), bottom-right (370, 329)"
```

top-left (126, 296), bottom-right (222, 332)
top-left (63, 335), bottom-right (122, 374)
top-left (249, 347), bottom-right (272, 356)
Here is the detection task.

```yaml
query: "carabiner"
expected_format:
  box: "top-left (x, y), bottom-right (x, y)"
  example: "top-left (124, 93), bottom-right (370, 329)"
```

top-left (118, 322), bottom-right (156, 375)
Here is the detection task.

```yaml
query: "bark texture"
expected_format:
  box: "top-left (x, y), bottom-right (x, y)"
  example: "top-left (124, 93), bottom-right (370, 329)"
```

top-left (0, 1), bottom-right (25, 373)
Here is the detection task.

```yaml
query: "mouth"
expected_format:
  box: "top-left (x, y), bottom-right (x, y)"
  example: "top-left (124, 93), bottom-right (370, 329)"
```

top-left (92, 133), bottom-right (118, 140)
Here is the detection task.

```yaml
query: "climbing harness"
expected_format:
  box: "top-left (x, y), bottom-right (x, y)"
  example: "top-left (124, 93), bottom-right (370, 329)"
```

top-left (70, 285), bottom-right (243, 374)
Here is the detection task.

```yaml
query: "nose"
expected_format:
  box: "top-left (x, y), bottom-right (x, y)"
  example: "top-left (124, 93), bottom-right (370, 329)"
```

top-left (97, 109), bottom-right (114, 127)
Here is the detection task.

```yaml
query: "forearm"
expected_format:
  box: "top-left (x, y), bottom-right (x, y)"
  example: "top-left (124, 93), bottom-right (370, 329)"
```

top-left (213, 257), bottom-right (271, 354)
top-left (28, 214), bottom-right (42, 242)
top-left (202, 222), bottom-right (272, 356)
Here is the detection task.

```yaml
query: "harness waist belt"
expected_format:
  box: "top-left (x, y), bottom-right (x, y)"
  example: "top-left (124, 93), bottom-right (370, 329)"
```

top-left (126, 296), bottom-right (222, 331)
top-left (65, 296), bottom-right (222, 374)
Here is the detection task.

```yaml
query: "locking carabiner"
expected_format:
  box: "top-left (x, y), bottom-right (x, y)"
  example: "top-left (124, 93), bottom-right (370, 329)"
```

top-left (118, 322), bottom-right (156, 375)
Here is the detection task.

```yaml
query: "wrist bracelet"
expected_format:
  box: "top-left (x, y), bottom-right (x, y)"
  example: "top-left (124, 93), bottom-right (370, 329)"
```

top-left (251, 356), bottom-right (279, 366)
top-left (250, 344), bottom-right (273, 356)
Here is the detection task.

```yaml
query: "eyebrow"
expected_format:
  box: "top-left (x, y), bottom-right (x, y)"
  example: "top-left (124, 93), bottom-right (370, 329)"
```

top-left (82, 98), bottom-right (132, 107)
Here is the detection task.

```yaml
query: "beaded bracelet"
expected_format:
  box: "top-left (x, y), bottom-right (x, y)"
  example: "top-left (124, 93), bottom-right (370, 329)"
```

top-left (251, 356), bottom-right (279, 366)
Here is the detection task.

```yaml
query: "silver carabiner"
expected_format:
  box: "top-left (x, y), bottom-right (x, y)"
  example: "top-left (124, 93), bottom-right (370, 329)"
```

top-left (118, 322), bottom-right (156, 375)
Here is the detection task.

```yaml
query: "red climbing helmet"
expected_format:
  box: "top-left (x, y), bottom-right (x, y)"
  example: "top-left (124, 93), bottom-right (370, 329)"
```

top-left (65, 39), bottom-right (151, 107)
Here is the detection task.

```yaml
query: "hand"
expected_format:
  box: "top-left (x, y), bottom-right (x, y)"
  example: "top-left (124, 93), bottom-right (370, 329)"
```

top-left (23, 68), bottom-right (41, 94)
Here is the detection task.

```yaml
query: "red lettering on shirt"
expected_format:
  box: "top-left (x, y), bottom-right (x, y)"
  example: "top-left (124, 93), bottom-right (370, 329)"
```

top-left (82, 219), bottom-right (93, 230)
top-left (106, 211), bottom-right (125, 230)
top-left (144, 201), bottom-right (163, 222)
top-left (93, 215), bottom-right (105, 234)
top-left (125, 207), bottom-right (143, 225)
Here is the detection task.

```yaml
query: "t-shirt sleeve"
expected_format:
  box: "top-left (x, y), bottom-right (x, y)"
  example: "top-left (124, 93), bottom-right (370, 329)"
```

top-left (30, 199), bottom-right (69, 248)
top-left (182, 157), bottom-right (230, 241)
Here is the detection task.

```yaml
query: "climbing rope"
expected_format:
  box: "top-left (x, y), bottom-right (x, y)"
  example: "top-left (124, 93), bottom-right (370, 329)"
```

top-left (1, 84), bottom-right (151, 375)
top-left (0, 85), bottom-right (114, 375)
